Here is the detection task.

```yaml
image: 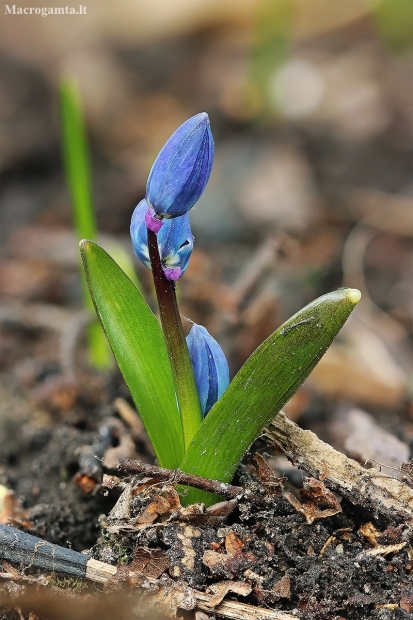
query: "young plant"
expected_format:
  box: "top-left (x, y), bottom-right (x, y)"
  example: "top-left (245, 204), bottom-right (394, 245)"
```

top-left (59, 77), bottom-right (140, 369)
top-left (59, 77), bottom-right (109, 369)
top-left (80, 113), bottom-right (361, 505)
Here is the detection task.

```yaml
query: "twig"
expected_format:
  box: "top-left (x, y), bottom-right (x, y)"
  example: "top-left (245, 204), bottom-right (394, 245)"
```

top-left (117, 458), bottom-right (265, 505)
top-left (0, 524), bottom-right (90, 579)
top-left (229, 236), bottom-right (279, 310)
top-left (342, 220), bottom-right (410, 349)
top-left (190, 593), bottom-right (295, 620)
top-left (364, 457), bottom-right (413, 484)
top-left (264, 411), bottom-right (413, 524)
top-left (0, 524), bottom-right (297, 620)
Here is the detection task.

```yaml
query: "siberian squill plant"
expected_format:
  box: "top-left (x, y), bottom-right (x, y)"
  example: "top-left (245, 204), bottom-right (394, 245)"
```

top-left (80, 113), bottom-right (361, 506)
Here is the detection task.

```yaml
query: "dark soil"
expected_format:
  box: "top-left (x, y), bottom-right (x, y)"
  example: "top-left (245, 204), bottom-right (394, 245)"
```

top-left (90, 464), bottom-right (412, 620)
top-left (0, 359), bottom-right (412, 619)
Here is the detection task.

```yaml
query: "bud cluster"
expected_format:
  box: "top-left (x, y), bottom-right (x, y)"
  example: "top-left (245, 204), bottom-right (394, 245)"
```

top-left (130, 113), bottom-right (229, 416)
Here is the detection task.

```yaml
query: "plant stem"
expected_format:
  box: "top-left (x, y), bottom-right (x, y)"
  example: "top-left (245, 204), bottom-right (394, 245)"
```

top-left (59, 77), bottom-right (110, 369)
top-left (147, 228), bottom-right (203, 450)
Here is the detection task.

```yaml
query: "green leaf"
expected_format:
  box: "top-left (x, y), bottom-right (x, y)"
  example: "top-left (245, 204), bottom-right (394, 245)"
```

top-left (59, 77), bottom-right (110, 369)
top-left (60, 78), bottom-right (96, 241)
top-left (103, 241), bottom-right (142, 290)
top-left (80, 240), bottom-right (184, 469)
top-left (180, 288), bottom-right (361, 505)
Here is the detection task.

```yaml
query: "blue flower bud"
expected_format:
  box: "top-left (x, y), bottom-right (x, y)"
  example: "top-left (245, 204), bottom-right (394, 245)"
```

top-left (146, 113), bottom-right (214, 219)
top-left (186, 323), bottom-right (229, 417)
top-left (130, 200), bottom-right (194, 281)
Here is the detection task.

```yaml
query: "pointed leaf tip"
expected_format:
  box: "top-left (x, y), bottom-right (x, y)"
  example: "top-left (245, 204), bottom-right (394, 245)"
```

top-left (347, 288), bottom-right (361, 304)
top-left (79, 238), bottom-right (93, 252)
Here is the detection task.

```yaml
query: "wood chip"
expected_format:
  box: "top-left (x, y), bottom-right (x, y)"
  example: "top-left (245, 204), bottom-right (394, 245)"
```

top-left (108, 484), bottom-right (132, 521)
top-left (206, 581), bottom-right (252, 608)
top-left (360, 542), bottom-right (407, 558)
top-left (265, 411), bottom-right (413, 524)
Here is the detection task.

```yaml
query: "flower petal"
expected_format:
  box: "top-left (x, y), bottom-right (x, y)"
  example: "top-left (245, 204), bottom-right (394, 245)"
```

top-left (130, 200), bottom-right (193, 280)
top-left (146, 113), bottom-right (214, 218)
top-left (130, 199), bottom-right (151, 269)
top-left (186, 323), bottom-right (230, 416)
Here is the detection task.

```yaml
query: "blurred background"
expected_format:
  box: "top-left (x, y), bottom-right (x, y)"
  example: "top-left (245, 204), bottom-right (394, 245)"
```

top-left (0, 0), bottom-right (412, 514)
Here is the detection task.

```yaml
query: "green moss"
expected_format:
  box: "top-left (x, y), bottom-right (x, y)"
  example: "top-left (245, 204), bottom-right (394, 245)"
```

top-left (50, 576), bottom-right (84, 590)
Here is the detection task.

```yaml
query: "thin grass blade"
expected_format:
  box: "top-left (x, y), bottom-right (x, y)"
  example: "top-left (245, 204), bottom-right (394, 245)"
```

top-left (59, 77), bottom-right (110, 369)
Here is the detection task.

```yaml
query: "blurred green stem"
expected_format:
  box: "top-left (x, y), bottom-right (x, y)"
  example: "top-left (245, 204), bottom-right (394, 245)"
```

top-left (59, 77), bottom-right (110, 369)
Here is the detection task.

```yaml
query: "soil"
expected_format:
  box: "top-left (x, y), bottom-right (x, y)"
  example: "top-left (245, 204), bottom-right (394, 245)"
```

top-left (0, 356), bottom-right (411, 619)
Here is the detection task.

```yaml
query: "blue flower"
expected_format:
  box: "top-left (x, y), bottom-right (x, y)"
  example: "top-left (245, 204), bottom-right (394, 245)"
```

top-left (186, 323), bottom-right (229, 416)
top-left (130, 200), bottom-right (194, 281)
top-left (146, 113), bottom-right (214, 219)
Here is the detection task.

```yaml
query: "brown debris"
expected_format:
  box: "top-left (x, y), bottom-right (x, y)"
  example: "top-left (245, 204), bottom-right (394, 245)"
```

top-left (284, 478), bottom-right (341, 525)
top-left (284, 491), bottom-right (340, 524)
top-left (102, 474), bottom-right (121, 490)
top-left (108, 483), bottom-right (238, 537)
top-left (300, 478), bottom-right (342, 511)
top-left (204, 500), bottom-right (238, 520)
top-left (177, 499), bottom-right (238, 526)
top-left (119, 457), bottom-right (263, 504)
top-left (203, 531), bottom-right (256, 579)
top-left (358, 522), bottom-right (379, 546)
top-left (377, 525), bottom-right (405, 545)
top-left (130, 548), bottom-right (170, 579)
top-left (374, 604), bottom-right (398, 610)
top-left (135, 494), bottom-right (173, 527)
top-left (318, 536), bottom-right (335, 556)
top-left (265, 411), bottom-right (413, 524)
top-left (400, 591), bottom-right (413, 613)
top-left (271, 575), bottom-right (291, 600)
top-left (132, 486), bottom-right (228, 528)
top-left (253, 454), bottom-right (286, 495)
top-left (74, 473), bottom-right (99, 495)
top-left (206, 580), bottom-right (252, 608)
